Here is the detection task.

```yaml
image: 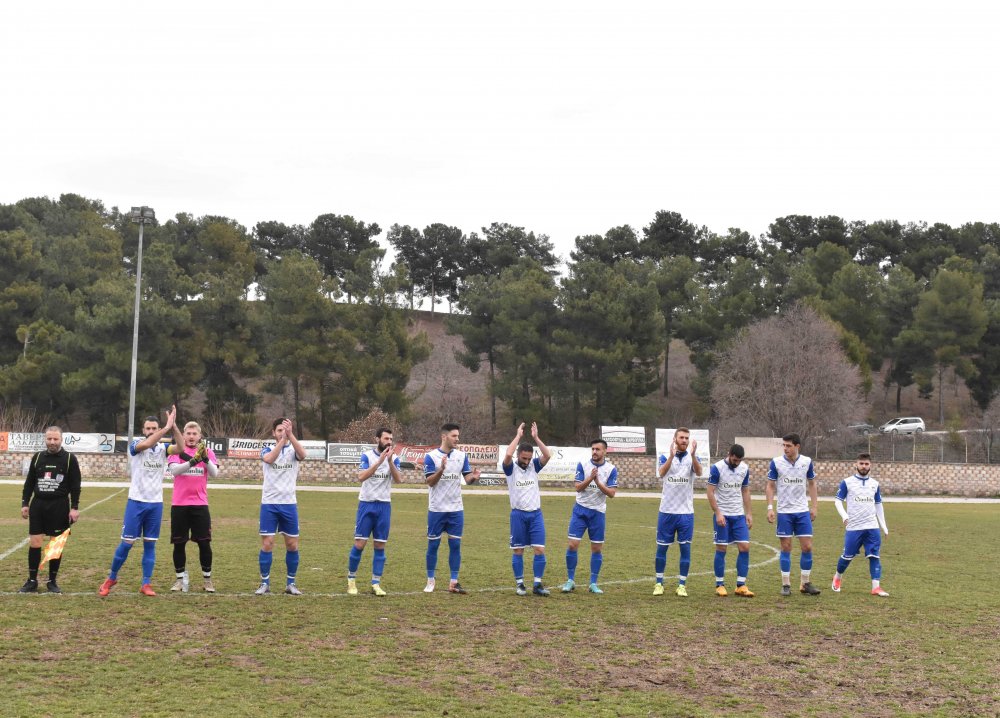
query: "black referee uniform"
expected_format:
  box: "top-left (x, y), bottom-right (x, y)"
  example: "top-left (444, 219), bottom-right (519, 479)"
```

top-left (21, 447), bottom-right (81, 590)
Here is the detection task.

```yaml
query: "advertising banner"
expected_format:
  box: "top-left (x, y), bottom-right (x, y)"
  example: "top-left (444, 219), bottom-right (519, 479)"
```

top-left (228, 438), bottom-right (267, 459)
top-left (493, 445), bottom-right (593, 482)
top-left (0, 432), bottom-right (7, 451)
top-left (458, 443), bottom-right (500, 465)
top-left (61, 432), bottom-right (115, 453)
top-left (327, 443), bottom-right (374, 464)
top-left (654, 428), bottom-right (712, 478)
top-left (115, 436), bottom-right (175, 454)
top-left (298, 440), bottom-right (327, 461)
top-left (392, 443), bottom-right (435, 467)
top-left (601, 426), bottom-right (646, 453)
top-left (7, 433), bottom-right (46, 453)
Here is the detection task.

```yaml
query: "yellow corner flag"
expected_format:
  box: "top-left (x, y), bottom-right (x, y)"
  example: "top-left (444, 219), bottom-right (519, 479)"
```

top-left (40, 528), bottom-right (71, 566)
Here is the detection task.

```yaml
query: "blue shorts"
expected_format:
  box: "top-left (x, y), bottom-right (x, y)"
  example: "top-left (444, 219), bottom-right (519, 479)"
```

top-left (355, 501), bottom-right (392, 543)
top-left (568, 504), bottom-right (606, 543)
top-left (842, 529), bottom-right (881, 560)
top-left (712, 514), bottom-right (750, 545)
top-left (259, 504), bottom-right (300, 537)
top-left (776, 511), bottom-right (813, 538)
top-left (510, 509), bottom-right (546, 549)
top-left (657, 512), bottom-right (694, 546)
top-left (121, 499), bottom-right (163, 541)
top-left (428, 510), bottom-right (464, 540)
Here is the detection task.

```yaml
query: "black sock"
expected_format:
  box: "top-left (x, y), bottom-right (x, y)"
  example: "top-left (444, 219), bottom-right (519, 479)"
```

top-left (28, 547), bottom-right (41, 581)
top-left (173, 543), bottom-right (187, 573)
top-left (48, 557), bottom-right (61, 581)
top-left (198, 541), bottom-right (212, 575)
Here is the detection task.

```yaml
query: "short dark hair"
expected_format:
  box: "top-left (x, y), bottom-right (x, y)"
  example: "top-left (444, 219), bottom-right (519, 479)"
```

top-left (858, 452), bottom-right (872, 461)
top-left (591, 439), bottom-right (608, 449)
top-left (375, 427), bottom-right (392, 439)
top-left (675, 427), bottom-right (690, 436)
top-left (783, 433), bottom-right (801, 446)
top-left (143, 416), bottom-right (159, 425)
top-left (517, 443), bottom-right (534, 455)
top-left (441, 423), bottom-right (460, 433)
top-left (272, 417), bottom-right (287, 431)
top-left (728, 444), bottom-right (745, 459)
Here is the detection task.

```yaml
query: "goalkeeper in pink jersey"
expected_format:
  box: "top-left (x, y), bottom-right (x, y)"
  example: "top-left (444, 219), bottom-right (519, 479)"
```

top-left (167, 421), bottom-right (219, 592)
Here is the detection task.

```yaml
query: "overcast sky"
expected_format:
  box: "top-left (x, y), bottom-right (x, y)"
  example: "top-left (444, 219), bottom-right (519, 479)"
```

top-left (3, 2), bottom-right (998, 262)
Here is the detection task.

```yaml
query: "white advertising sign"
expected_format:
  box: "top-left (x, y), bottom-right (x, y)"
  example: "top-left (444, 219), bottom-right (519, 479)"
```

top-left (654, 428), bottom-right (711, 479)
top-left (61, 432), bottom-right (115, 453)
top-left (7, 433), bottom-right (46, 452)
top-left (600, 426), bottom-right (646, 453)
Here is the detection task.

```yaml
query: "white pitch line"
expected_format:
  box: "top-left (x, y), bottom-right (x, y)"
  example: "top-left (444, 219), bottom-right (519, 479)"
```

top-left (0, 488), bottom-right (126, 562)
top-left (0, 535), bottom-right (781, 598)
top-left (1, 479), bottom-right (995, 502)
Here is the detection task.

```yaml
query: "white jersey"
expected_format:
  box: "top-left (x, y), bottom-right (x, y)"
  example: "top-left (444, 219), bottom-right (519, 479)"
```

top-left (767, 453), bottom-right (816, 513)
top-left (503, 457), bottom-right (543, 511)
top-left (836, 474), bottom-right (883, 531)
top-left (424, 448), bottom-right (472, 513)
top-left (574, 460), bottom-right (618, 514)
top-left (259, 444), bottom-right (299, 504)
top-left (358, 449), bottom-right (401, 503)
top-left (128, 439), bottom-right (168, 503)
top-left (657, 451), bottom-right (697, 514)
top-left (708, 459), bottom-right (750, 516)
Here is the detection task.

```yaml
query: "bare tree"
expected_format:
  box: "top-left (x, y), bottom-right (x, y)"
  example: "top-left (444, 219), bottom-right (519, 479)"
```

top-left (711, 305), bottom-right (863, 440)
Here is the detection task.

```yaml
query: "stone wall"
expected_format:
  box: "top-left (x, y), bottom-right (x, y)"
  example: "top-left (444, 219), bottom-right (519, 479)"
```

top-left (3, 451), bottom-right (998, 497)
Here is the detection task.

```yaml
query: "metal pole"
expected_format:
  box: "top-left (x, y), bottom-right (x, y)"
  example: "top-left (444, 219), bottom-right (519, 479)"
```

top-left (127, 221), bottom-right (145, 447)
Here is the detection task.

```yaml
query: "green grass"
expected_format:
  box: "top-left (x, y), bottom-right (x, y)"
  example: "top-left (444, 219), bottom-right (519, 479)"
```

top-left (0, 484), bottom-right (997, 717)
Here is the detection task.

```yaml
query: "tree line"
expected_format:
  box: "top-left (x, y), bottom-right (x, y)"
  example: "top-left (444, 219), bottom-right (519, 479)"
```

top-left (0, 194), bottom-right (996, 440)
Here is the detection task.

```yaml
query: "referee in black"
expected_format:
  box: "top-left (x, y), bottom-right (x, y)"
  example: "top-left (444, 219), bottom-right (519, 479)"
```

top-left (20, 426), bottom-right (81, 593)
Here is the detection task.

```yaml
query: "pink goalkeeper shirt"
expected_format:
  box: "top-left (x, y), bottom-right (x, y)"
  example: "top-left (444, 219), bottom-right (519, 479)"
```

top-left (168, 447), bottom-right (219, 506)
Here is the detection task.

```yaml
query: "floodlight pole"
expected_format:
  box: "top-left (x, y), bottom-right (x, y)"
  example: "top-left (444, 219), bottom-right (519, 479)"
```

top-left (127, 206), bottom-right (155, 447)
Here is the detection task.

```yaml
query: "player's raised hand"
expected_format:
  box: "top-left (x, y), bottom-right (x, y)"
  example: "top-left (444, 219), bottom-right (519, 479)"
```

top-left (165, 405), bottom-right (176, 430)
top-left (590, 467), bottom-right (599, 483)
top-left (469, 468), bottom-right (481, 483)
top-left (515, 422), bottom-right (525, 438)
top-left (689, 438), bottom-right (697, 455)
top-left (282, 419), bottom-right (295, 439)
top-left (530, 422), bottom-right (539, 440)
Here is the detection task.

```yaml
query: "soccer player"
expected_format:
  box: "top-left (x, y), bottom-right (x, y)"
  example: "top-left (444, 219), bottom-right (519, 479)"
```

top-left (766, 433), bottom-right (821, 596)
top-left (502, 421), bottom-right (552, 597)
top-left (255, 418), bottom-right (307, 596)
top-left (423, 423), bottom-right (480, 594)
top-left (561, 439), bottom-right (617, 595)
top-left (706, 444), bottom-right (754, 597)
top-left (99, 406), bottom-right (176, 597)
top-left (347, 427), bottom-right (402, 597)
top-left (654, 427), bottom-right (702, 597)
top-left (832, 453), bottom-right (890, 597)
top-left (18, 426), bottom-right (82, 594)
top-left (167, 421), bottom-right (219, 592)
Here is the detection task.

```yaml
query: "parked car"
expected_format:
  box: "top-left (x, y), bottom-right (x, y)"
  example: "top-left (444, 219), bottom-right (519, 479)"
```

top-left (847, 421), bottom-right (875, 436)
top-left (878, 417), bottom-right (925, 435)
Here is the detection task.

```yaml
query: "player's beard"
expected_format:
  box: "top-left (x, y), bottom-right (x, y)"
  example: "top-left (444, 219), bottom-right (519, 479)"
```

top-left (857, 468), bottom-right (871, 476)
top-left (378, 441), bottom-right (391, 453)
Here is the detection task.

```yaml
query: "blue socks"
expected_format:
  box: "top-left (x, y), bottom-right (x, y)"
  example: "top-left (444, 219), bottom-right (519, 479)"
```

top-left (869, 557), bottom-right (881, 580)
top-left (348, 545), bottom-right (363, 577)
top-left (736, 551), bottom-right (750, 586)
top-left (566, 549), bottom-right (578, 581)
top-left (837, 556), bottom-right (852, 574)
top-left (678, 543), bottom-right (691, 583)
top-left (141, 540), bottom-right (156, 584)
top-left (532, 553), bottom-right (546, 582)
top-left (800, 550), bottom-right (813, 571)
top-left (259, 549), bottom-right (273, 581)
top-left (371, 548), bottom-right (385, 583)
top-left (286, 550), bottom-right (299, 585)
top-left (447, 538), bottom-right (461, 580)
top-left (426, 538), bottom-right (441, 578)
top-left (655, 545), bottom-right (668, 581)
top-left (512, 553), bottom-right (524, 582)
top-left (109, 541), bottom-right (133, 580)
top-left (714, 550), bottom-right (726, 585)
top-left (589, 552), bottom-right (603, 584)
top-left (780, 550), bottom-right (792, 574)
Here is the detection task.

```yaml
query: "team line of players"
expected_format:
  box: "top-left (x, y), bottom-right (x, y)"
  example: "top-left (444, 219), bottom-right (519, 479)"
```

top-left (17, 411), bottom-right (891, 598)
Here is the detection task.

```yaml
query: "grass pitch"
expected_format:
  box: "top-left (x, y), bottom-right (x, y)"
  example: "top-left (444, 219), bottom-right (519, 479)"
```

top-left (0, 484), bottom-right (997, 717)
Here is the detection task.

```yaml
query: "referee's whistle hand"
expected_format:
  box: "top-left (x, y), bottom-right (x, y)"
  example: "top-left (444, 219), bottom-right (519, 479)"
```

top-left (21, 507), bottom-right (29, 519)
